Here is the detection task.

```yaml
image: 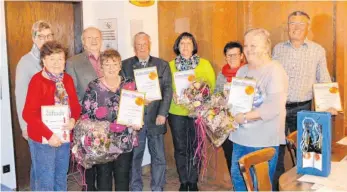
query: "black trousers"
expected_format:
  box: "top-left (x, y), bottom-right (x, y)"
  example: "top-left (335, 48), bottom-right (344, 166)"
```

top-left (222, 139), bottom-right (233, 175)
top-left (85, 151), bottom-right (133, 191)
top-left (168, 114), bottom-right (199, 184)
top-left (273, 100), bottom-right (311, 191)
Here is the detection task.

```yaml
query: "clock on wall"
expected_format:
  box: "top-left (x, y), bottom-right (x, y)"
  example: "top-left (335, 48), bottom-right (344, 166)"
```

top-left (129, 0), bottom-right (154, 7)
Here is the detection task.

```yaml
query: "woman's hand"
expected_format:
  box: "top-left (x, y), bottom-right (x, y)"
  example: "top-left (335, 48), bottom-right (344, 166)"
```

top-left (129, 124), bottom-right (142, 131)
top-left (144, 99), bottom-right (152, 106)
top-left (326, 107), bottom-right (338, 116)
top-left (62, 118), bottom-right (76, 131)
top-left (173, 93), bottom-right (179, 104)
top-left (48, 134), bottom-right (62, 147)
top-left (234, 113), bottom-right (245, 124)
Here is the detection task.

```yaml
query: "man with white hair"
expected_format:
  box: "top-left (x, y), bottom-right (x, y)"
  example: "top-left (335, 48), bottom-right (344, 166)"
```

top-left (122, 32), bottom-right (172, 191)
top-left (15, 20), bottom-right (54, 141)
top-left (66, 26), bottom-right (103, 191)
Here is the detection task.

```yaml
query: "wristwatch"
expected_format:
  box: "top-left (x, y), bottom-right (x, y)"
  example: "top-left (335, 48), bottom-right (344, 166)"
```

top-left (243, 113), bottom-right (248, 124)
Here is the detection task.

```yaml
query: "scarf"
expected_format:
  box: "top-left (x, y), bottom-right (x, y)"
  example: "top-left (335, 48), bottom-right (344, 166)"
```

top-left (175, 54), bottom-right (200, 71)
top-left (221, 64), bottom-right (240, 82)
top-left (44, 68), bottom-right (69, 105)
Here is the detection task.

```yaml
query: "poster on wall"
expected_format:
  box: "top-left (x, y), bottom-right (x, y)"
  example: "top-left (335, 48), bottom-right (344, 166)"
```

top-left (98, 18), bottom-right (118, 51)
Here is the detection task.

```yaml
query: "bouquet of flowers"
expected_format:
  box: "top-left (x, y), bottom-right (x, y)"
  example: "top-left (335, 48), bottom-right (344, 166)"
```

top-left (178, 80), bottom-right (211, 117)
top-left (72, 119), bottom-right (138, 169)
top-left (201, 93), bottom-right (238, 147)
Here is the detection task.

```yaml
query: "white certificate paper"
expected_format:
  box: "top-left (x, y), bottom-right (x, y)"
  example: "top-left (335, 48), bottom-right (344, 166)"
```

top-left (174, 70), bottom-right (195, 96)
top-left (117, 90), bottom-right (145, 127)
top-left (227, 78), bottom-right (256, 115)
top-left (41, 105), bottom-right (70, 144)
top-left (134, 66), bottom-right (162, 101)
top-left (313, 82), bottom-right (342, 112)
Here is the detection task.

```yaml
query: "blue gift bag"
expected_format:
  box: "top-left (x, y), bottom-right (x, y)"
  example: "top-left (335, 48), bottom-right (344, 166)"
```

top-left (297, 110), bottom-right (331, 177)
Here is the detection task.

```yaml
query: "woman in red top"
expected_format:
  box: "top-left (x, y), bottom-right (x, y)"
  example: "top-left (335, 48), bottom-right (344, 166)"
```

top-left (23, 41), bottom-right (81, 191)
top-left (214, 41), bottom-right (244, 178)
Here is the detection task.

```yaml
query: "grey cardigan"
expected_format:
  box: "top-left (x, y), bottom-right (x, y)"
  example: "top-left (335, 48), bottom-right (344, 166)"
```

top-left (122, 56), bottom-right (173, 135)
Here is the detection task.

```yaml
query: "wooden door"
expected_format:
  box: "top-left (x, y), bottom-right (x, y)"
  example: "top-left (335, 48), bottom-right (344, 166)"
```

top-left (5, 1), bottom-right (81, 189)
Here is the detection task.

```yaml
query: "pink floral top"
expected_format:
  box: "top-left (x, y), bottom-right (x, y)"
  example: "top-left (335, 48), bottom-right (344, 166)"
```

top-left (81, 77), bottom-right (137, 151)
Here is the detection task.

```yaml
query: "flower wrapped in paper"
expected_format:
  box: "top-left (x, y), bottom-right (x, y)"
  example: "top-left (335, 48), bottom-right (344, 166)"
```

top-left (72, 119), bottom-right (137, 169)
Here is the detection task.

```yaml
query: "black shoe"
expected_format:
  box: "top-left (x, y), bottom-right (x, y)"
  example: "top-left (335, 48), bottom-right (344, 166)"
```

top-left (179, 183), bottom-right (189, 191)
top-left (188, 182), bottom-right (199, 191)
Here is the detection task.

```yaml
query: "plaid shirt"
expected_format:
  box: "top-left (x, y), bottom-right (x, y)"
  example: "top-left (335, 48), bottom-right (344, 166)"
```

top-left (272, 39), bottom-right (331, 102)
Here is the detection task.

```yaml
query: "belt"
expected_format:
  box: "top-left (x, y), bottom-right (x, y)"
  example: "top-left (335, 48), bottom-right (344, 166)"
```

top-left (286, 100), bottom-right (312, 108)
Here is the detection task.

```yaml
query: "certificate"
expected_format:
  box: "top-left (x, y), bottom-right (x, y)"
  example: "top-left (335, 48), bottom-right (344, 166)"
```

top-left (174, 70), bottom-right (195, 96)
top-left (116, 90), bottom-right (145, 127)
top-left (313, 82), bottom-right (342, 112)
top-left (41, 105), bottom-right (70, 144)
top-left (134, 66), bottom-right (162, 101)
top-left (227, 77), bottom-right (256, 115)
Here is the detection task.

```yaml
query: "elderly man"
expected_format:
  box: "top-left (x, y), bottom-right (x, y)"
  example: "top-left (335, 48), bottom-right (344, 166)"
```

top-left (122, 32), bottom-right (172, 191)
top-left (272, 11), bottom-right (336, 190)
top-left (15, 20), bottom-right (54, 141)
top-left (66, 26), bottom-right (103, 191)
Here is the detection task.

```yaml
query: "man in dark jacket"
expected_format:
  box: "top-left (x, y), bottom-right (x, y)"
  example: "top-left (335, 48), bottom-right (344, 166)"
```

top-left (122, 32), bottom-right (172, 191)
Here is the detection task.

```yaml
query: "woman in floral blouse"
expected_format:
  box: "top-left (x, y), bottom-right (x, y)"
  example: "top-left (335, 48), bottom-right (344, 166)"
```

top-left (81, 49), bottom-right (141, 191)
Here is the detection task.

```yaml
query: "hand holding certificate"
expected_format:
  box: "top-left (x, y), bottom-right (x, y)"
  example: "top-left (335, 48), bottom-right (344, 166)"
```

top-left (134, 66), bottom-right (162, 101)
top-left (227, 77), bottom-right (256, 116)
top-left (174, 70), bottom-right (195, 97)
top-left (116, 90), bottom-right (145, 127)
top-left (41, 105), bottom-right (70, 144)
top-left (313, 82), bottom-right (342, 112)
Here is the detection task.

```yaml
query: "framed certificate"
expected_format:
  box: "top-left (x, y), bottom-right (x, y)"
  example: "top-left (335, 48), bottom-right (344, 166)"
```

top-left (41, 105), bottom-right (70, 144)
top-left (227, 77), bottom-right (256, 115)
top-left (116, 90), bottom-right (145, 127)
top-left (313, 82), bottom-right (342, 112)
top-left (134, 66), bottom-right (162, 101)
top-left (174, 70), bottom-right (195, 96)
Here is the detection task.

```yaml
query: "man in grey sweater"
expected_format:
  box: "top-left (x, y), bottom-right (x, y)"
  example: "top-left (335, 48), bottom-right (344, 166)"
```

top-left (15, 20), bottom-right (54, 140)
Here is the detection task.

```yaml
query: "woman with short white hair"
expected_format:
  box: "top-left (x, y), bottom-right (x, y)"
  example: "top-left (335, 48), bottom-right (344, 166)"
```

top-left (230, 28), bottom-right (288, 190)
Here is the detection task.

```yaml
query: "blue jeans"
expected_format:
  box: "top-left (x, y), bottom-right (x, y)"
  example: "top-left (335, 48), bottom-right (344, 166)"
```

top-left (231, 142), bottom-right (279, 191)
top-left (28, 139), bottom-right (70, 191)
top-left (130, 122), bottom-right (166, 191)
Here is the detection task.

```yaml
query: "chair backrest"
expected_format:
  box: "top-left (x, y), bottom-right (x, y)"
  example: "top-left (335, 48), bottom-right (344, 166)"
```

top-left (238, 147), bottom-right (276, 191)
top-left (286, 131), bottom-right (298, 166)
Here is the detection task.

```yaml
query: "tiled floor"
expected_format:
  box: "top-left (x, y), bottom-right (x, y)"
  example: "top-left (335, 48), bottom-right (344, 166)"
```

top-left (67, 168), bottom-right (232, 191)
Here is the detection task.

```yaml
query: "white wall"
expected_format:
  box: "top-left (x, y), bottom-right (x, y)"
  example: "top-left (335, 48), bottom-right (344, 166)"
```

top-left (82, 0), bottom-right (159, 166)
top-left (0, 1), bottom-right (17, 189)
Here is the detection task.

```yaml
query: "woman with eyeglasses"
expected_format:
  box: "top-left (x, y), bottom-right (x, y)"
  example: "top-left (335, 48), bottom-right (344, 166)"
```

top-left (214, 41), bottom-right (245, 179)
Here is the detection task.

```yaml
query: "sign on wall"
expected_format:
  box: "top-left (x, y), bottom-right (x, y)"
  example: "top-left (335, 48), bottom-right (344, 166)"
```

top-left (98, 18), bottom-right (118, 51)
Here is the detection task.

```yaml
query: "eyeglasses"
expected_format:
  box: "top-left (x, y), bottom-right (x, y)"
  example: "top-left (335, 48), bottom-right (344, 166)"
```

top-left (226, 53), bottom-right (241, 58)
top-left (37, 33), bottom-right (54, 41)
top-left (288, 22), bottom-right (308, 28)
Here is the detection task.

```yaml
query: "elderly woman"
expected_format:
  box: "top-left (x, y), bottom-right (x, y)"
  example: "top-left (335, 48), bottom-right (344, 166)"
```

top-left (23, 41), bottom-right (81, 191)
top-left (168, 32), bottom-right (216, 191)
top-left (230, 28), bottom-right (288, 190)
top-left (81, 49), bottom-right (141, 191)
top-left (214, 41), bottom-right (244, 177)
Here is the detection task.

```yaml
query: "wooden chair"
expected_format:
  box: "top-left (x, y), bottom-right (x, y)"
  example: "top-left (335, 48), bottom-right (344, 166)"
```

top-left (238, 147), bottom-right (276, 191)
top-left (286, 131), bottom-right (298, 167)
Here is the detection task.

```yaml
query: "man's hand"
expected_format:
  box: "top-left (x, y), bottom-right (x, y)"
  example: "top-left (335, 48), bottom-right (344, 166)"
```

top-left (156, 115), bottom-right (166, 126)
top-left (48, 134), bottom-right (62, 147)
top-left (22, 129), bottom-right (28, 140)
top-left (326, 107), bottom-right (338, 116)
top-left (145, 100), bottom-right (152, 106)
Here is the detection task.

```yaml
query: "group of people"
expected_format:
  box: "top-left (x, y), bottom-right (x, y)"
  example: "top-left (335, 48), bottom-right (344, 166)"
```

top-left (15, 10), bottom-right (338, 191)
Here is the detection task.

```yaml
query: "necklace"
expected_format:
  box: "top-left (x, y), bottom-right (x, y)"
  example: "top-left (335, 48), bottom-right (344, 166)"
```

top-left (102, 76), bottom-right (120, 90)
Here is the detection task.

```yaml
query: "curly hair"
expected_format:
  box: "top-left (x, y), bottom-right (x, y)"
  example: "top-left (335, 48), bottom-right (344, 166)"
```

top-left (40, 41), bottom-right (68, 67)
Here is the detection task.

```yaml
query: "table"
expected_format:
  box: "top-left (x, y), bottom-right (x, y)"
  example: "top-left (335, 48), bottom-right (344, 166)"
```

top-left (279, 143), bottom-right (347, 191)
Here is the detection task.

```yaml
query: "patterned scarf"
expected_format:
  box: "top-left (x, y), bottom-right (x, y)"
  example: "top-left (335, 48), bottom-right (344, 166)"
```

top-left (175, 54), bottom-right (200, 71)
top-left (44, 68), bottom-right (69, 105)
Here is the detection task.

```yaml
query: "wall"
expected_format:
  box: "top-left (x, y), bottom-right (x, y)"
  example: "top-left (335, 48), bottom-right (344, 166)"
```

top-left (82, 0), bottom-right (160, 166)
top-left (0, 1), bottom-right (17, 189)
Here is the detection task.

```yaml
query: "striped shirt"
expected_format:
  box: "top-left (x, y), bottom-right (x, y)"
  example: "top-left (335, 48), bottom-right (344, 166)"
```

top-left (272, 39), bottom-right (331, 102)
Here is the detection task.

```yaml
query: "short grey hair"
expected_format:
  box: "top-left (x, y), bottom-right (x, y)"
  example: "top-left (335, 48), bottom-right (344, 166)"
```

top-left (244, 28), bottom-right (272, 56)
top-left (31, 20), bottom-right (52, 38)
top-left (81, 27), bottom-right (102, 44)
top-left (133, 32), bottom-right (151, 48)
top-left (288, 11), bottom-right (311, 24)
